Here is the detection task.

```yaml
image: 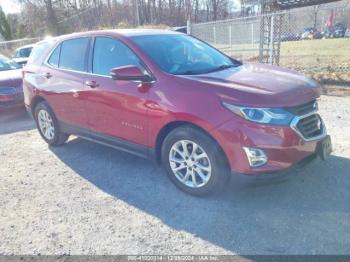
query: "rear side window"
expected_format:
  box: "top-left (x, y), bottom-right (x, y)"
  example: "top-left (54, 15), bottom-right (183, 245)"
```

top-left (92, 37), bottom-right (143, 76)
top-left (48, 44), bottom-right (61, 67)
top-left (59, 38), bottom-right (89, 72)
top-left (27, 42), bottom-right (50, 65)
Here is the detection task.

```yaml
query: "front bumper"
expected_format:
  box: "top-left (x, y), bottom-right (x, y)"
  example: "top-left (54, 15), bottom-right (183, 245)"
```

top-left (232, 152), bottom-right (320, 183)
top-left (212, 115), bottom-right (327, 175)
top-left (0, 90), bottom-right (24, 109)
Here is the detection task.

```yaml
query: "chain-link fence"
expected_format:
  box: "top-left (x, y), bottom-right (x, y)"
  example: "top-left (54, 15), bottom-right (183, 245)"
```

top-left (0, 38), bottom-right (41, 58)
top-left (190, 1), bottom-right (350, 82)
top-left (1, 1), bottom-right (349, 84)
top-left (191, 16), bottom-right (261, 60)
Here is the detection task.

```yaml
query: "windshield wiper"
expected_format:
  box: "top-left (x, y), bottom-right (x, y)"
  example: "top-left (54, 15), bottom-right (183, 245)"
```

top-left (204, 64), bottom-right (238, 74)
top-left (175, 63), bottom-right (241, 75)
top-left (175, 70), bottom-right (199, 75)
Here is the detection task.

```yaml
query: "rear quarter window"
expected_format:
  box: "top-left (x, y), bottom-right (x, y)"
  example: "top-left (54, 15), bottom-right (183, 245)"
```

top-left (48, 44), bottom-right (61, 67)
top-left (27, 42), bottom-right (51, 66)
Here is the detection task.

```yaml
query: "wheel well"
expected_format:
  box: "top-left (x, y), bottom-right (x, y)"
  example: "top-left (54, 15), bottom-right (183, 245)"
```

top-left (155, 121), bottom-right (230, 169)
top-left (30, 96), bottom-right (46, 115)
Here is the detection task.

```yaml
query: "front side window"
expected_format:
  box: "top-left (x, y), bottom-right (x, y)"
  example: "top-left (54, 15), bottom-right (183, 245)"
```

top-left (92, 37), bottom-right (143, 76)
top-left (131, 34), bottom-right (240, 75)
top-left (59, 38), bottom-right (89, 72)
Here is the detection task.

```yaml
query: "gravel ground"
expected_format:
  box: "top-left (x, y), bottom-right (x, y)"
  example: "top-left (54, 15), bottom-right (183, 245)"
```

top-left (0, 95), bottom-right (350, 255)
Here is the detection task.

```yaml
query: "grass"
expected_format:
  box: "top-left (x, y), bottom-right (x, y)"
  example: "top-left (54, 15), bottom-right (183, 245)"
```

top-left (280, 38), bottom-right (350, 72)
top-left (280, 38), bottom-right (350, 85)
top-left (213, 38), bottom-right (350, 85)
top-left (215, 38), bottom-right (350, 70)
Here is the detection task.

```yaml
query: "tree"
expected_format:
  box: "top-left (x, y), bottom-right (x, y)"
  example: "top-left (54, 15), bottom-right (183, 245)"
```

top-left (0, 7), bottom-right (12, 40)
top-left (209, 0), bottom-right (227, 21)
top-left (10, 0), bottom-right (241, 38)
top-left (44, 0), bottom-right (60, 35)
top-left (20, 0), bottom-right (60, 35)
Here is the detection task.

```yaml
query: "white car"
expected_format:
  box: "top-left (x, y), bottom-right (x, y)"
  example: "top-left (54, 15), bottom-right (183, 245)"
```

top-left (12, 44), bottom-right (34, 66)
top-left (345, 29), bottom-right (350, 38)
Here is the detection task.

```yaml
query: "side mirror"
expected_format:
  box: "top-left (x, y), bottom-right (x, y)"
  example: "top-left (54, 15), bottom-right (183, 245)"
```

top-left (110, 65), bottom-right (152, 82)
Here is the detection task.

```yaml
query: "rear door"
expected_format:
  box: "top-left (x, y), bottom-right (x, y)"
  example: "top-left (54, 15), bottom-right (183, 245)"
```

top-left (40, 37), bottom-right (90, 128)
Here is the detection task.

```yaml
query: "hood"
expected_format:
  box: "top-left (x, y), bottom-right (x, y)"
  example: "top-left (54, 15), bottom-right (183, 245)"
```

top-left (178, 63), bottom-right (320, 108)
top-left (12, 57), bottom-right (28, 65)
top-left (0, 69), bottom-right (23, 90)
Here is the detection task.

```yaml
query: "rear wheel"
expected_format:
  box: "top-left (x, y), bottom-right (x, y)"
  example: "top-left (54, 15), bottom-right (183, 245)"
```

top-left (162, 126), bottom-right (230, 196)
top-left (34, 101), bottom-right (68, 146)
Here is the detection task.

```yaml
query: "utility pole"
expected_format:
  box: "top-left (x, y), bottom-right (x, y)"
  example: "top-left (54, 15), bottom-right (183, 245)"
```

top-left (186, 0), bottom-right (191, 34)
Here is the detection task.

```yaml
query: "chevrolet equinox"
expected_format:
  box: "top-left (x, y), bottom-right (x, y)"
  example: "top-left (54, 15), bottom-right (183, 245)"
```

top-left (23, 30), bottom-right (332, 195)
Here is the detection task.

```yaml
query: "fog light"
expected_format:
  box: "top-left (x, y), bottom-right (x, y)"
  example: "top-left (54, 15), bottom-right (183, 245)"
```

top-left (243, 147), bottom-right (268, 167)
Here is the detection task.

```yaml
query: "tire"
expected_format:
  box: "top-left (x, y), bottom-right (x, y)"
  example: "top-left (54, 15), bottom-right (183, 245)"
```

top-left (34, 101), bottom-right (69, 146)
top-left (161, 125), bottom-right (230, 196)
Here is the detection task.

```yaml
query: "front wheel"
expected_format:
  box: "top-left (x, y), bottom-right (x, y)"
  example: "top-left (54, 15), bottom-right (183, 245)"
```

top-left (34, 101), bottom-right (69, 146)
top-left (162, 126), bottom-right (230, 196)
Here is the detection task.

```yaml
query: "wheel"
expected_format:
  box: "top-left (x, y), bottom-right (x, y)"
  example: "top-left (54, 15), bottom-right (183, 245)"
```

top-left (34, 101), bottom-right (69, 146)
top-left (161, 125), bottom-right (230, 196)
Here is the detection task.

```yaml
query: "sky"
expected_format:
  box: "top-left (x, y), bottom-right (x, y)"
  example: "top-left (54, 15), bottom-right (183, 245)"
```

top-left (0, 0), bottom-right (21, 14)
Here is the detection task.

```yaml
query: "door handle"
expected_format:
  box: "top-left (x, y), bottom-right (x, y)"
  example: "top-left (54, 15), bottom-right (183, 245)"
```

top-left (85, 80), bottom-right (99, 88)
top-left (43, 72), bottom-right (52, 79)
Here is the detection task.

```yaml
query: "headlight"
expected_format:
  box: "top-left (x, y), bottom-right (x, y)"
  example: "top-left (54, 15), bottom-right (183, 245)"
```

top-left (222, 102), bottom-right (294, 125)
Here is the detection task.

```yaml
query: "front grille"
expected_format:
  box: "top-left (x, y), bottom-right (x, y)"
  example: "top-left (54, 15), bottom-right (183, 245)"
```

top-left (0, 87), bottom-right (17, 95)
top-left (296, 114), bottom-right (323, 139)
top-left (286, 100), bottom-right (317, 116)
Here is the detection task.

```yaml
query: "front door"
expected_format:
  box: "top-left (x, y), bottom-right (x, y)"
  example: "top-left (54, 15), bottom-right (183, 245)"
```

top-left (84, 36), bottom-right (151, 146)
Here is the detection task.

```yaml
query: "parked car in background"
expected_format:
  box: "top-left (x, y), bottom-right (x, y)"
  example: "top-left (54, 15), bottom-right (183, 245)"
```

top-left (322, 22), bottom-right (347, 38)
top-left (0, 55), bottom-right (23, 109)
top-left (171, 26), bottom-right (187, 34)
top-left (280, 32), bottom-right (300, 42)
top-left (23, 30), bottom-right (331, 195)
top-left (345, 29), bottom-right (350, 38)
top-left (300, 27), bottom-right (322, 40)
top-left (12, 44), bottom-right (34, 66)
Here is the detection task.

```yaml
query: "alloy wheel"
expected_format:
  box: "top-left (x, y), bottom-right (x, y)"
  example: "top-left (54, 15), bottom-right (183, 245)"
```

top-left (37, 109), bottom-right (55, 140)
top-left (169, 140), bottom-right (212, 188)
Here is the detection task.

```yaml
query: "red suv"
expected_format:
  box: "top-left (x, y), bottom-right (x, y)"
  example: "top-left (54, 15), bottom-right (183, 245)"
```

top-left (23, 30), bottom-right (332, 195)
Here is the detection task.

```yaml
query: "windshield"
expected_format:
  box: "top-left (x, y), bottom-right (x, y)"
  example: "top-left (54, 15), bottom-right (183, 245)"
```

top-left (14, 47), bottom-right (33, 58)
top-left (131, 34), bottom-right (240, 75)
top-left (0, 56), bottom-right (21, 71)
